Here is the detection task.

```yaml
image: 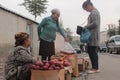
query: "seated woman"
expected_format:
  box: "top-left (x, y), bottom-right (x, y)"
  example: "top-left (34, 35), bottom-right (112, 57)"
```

top-left (5, 32), bottom-right (38, 80)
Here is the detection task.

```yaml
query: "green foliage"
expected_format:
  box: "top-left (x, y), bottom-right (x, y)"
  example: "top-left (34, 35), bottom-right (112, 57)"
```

top-left (107, 19), bottom-right (120, 37)
top-left (21, 0), bottom-right (48, 20)
top-left (107, 28), bottom-right (116, 37)
top-left (117, 20), bottom-right (120, 35)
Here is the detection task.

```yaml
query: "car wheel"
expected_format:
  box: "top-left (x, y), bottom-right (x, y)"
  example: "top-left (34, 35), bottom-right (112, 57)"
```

top-left (109, 49), bottom-right (112, 54)
top-left (114, 48), bottom-right (118, 54)
top-left (110, 51), bottom-right (112, 54)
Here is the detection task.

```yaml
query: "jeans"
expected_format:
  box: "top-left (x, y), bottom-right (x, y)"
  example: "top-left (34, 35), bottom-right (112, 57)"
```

top-left (87, 46), bottom-right (99, 69)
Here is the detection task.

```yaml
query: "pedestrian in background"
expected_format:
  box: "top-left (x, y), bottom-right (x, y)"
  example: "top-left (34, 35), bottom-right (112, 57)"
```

top-left (37, 9), bottom-right (68, 61)
top-left (5, 32), bottom-right (38, 80)
top-left (82, 0), bottom-right (101, 73)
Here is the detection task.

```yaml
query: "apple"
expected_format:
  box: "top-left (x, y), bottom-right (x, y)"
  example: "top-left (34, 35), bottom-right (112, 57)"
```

top-left (58, 58), bottom-right (63, 61)
top-left (54, 66), bottom-right (61, 70)
top-left (55, 61), bottom-right (61, 66)
top-left (31, 64), bottom-right (36, 69)
top-left (48, 67), bottom-right (54, 70)
top-left (50, 64), bottom-right (56, 69)
top-left (63, 62), bottom-right (71, 67)
top-left (43, 65), bottom-right (49, 70)
top-left (45, 62), bottom-right (50, 67)
top-left (49, 60), bottom-right (55, 65)
top-left (60, 65), bottom-right (64, 69)
top-left (35, 65), bottom-right (40, 70)
top-left (35, 61), bottom-right (44, 67)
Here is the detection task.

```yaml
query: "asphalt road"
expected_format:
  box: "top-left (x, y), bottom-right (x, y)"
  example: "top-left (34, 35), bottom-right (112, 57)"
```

top-left (85, 53), bottom-right (120, 80)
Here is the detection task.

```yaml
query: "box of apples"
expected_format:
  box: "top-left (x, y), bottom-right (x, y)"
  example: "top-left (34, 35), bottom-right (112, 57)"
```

top-left (31, 59), bottom-right (71, 80)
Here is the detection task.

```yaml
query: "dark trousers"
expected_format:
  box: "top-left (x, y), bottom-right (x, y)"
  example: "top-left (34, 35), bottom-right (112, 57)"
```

top-left (87, 46), bottom-right (99, 69)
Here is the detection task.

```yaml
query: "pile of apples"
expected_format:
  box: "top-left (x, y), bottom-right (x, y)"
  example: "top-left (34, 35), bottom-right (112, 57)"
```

top-left (31, 58), bottom-right (71, 70)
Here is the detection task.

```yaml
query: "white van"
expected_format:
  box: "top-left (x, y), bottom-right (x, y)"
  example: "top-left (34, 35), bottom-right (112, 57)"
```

top-left (107, 35), bottom-right (120, 54)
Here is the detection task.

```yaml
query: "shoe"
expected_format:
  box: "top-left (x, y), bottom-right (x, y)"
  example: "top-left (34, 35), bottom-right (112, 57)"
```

top-left (87, 69), bottom-right (100, 74)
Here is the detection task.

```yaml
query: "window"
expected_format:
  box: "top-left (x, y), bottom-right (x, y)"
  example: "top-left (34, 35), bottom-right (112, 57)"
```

top-left (26, 24), bottom-right (31, 35)
top-left (115, 37), bottom-right (120, 41)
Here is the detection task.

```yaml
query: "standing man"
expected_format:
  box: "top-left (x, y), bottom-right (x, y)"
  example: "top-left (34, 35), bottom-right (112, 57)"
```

top-left (82, 0), bottom-right (100, 73)
top-left (37, 9), bottom-right (67, 61)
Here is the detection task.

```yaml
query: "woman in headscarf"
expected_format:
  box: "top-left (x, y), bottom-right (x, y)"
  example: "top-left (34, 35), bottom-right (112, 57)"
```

top-left (5, 32), bottom-right (38, 80)
top-left (38, 9), bottom-right (68, 61)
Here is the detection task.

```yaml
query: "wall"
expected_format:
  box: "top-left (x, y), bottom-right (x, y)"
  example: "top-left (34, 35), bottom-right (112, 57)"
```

top-left (0, 8), bottom-right (38, 57)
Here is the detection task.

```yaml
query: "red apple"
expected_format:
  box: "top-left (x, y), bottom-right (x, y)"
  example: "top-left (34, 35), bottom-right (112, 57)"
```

top-left (49, 60), bottom-right (55, 65)
top-left (35, 66), bottom-right (40, 70)
top-left (54, 66), bottom-right (61, 70)
top-left (60, 65), bottom-right (64, 69)
top-left (48, 67), bottom-right (54, 70)
top-left (50, 64), bottom-right (56, 69)
top-left (43, 65), bottom-right (49, 70)
top-left (35, 61), bottom-right (44, 67)
top-left (45, 63), bottom-right (50, 67)
top-left (58, 58), bottom-right (63, 61)
top-left (63, 62), bottom-right (71, 67)
top-left (31, 64), bottom-right (36, 69)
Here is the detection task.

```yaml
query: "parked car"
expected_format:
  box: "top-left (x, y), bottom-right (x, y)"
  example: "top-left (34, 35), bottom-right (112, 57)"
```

top-left (72, 45), bottom-right (81, 53)
top-left (98, 43), bottom-right (107, 52)
top-left (107, 35), bottom-right (120, 54)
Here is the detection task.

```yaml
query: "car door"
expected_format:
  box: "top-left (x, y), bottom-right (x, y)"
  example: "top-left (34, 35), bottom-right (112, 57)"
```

top-left (108, 38), bottom-right (115, 52)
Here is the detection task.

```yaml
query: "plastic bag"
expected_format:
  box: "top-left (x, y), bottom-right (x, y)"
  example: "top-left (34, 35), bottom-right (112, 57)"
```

top-left (80, 28), bottom-right (91, 43)
top-left (60, 42), bottom-right (76, 54)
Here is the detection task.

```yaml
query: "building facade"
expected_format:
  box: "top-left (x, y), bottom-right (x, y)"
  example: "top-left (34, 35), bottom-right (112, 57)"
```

top-left (100, 31), bottom-right (109, 44)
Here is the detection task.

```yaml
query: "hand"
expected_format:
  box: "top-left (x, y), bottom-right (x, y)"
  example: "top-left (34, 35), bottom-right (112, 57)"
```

top-left (64, 38), bottom-right (68, 42)
top-left (33, 56), bottom-right (39, 61)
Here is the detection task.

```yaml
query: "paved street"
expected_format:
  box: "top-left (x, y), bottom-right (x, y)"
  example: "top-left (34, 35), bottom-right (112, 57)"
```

top-left (0, 53), bottom-right (120, 80)
top-left (82, 53), bottom-right (120, 80)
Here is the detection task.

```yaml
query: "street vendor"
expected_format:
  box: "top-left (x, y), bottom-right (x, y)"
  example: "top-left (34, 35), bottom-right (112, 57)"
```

top-left (37, 8), bottom-right (68, 61)
top-left (5, 32), bottom-right (38, 80)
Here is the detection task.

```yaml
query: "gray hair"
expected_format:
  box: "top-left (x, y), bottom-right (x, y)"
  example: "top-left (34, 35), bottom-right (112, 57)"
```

top-left (51, 8), bottom-right (60, 15)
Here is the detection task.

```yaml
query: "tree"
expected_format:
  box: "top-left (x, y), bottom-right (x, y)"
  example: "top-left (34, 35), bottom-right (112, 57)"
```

top-left (117, 19), bottom-right (120, 35)
top-left (65, 28), bottom-right (73, 43)
top-left (21, 0), bottom-right (48, 20)
top-left (107, 28), bottom-right (116, 37)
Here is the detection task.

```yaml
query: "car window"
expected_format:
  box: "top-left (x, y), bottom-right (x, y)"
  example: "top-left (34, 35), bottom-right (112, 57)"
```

top-left (115, 37), bottom-right (120, 41)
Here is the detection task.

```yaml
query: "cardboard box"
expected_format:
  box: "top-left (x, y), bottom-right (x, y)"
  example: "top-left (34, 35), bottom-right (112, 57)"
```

top-left (62, 54), bottom-right (79, 77)
top-left (68, 54), bottom-right (79, 77)
top-left (65, 72), bottom-right (71, 80)
top-left (64, 67), bottom-right (72, 80)
top-left (31, 69), bottom-right (65, 80)
top-left (59, 53), bottom-right (79, 77)
top-left (60, 53), bottom-right (76, 68)
top-left (77, 58), bottom-right (89, 71)
top-left (78, 58), bottom-right (85, 71)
